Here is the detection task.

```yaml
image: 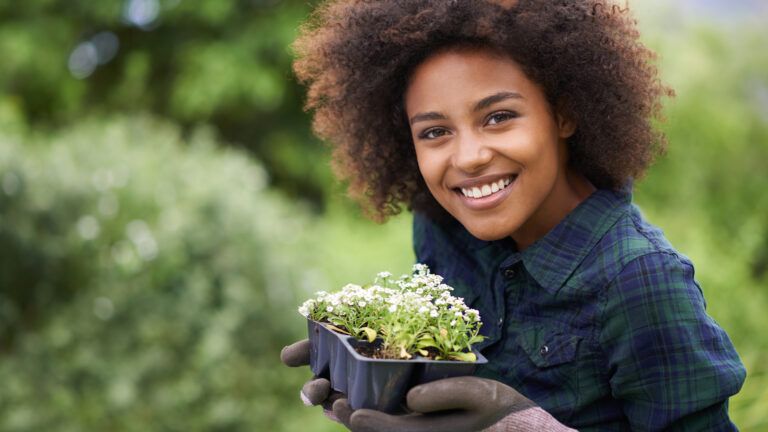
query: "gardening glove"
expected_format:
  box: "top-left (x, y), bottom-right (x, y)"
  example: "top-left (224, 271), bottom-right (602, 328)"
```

top-left (480, 406), bottom-right (577, 432)
top-left (330, 376), bottom-right (576, 432)
top-left (280, 339), bottom-right (346, 420)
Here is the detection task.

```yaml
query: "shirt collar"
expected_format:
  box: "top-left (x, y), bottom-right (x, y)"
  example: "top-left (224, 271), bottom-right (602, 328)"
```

top-left (499, 188), bottom-right (632, 294)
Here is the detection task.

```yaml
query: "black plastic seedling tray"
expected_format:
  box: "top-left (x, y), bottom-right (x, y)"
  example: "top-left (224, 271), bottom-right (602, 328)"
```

top-left (307, 319), bottom-right (488, 413)
top-left (307, 319), bottom-right (332, 378)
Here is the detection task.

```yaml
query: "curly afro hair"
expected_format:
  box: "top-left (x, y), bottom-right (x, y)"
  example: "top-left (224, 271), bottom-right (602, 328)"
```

top-left (293, 0), bottom-right (674, 222)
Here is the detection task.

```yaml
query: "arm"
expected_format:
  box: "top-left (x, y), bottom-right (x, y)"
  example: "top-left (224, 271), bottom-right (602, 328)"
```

top-left (600, 252), bottom-right (746, 431)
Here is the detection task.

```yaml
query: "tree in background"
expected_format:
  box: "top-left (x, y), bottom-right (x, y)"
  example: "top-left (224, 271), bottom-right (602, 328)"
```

top-left (0, 0), bottom-right (330, 208)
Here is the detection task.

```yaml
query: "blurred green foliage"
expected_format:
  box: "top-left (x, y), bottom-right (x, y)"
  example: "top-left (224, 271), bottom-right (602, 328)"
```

top-left (0, 0), bottom-right (330, 209)
top-left (0, 117), bottom-right (322, 430)
top-left (0, 1), bottom-right (766, 431)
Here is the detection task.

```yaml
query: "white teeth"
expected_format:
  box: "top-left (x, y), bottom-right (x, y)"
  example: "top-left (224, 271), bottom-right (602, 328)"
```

top-left (459, 176), bottom-right (515, 199)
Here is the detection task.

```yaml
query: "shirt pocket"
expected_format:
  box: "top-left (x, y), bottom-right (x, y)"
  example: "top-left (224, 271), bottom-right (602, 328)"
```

top-left (513, 326), bottom-right (584, 420)
top-left (517, 328), bottom-right (582, 368)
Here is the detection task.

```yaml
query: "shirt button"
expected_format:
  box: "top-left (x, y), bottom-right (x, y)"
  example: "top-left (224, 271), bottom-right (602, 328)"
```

top-left (503, 267), bottom-right (516, 279)
top-left (539, 345), bottom-right (549, 356)
top-left (497, 317), bottom-right (504, 327)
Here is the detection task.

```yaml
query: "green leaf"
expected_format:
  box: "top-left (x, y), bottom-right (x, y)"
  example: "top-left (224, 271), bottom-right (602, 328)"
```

top-left (324, 324), bottom-right (350, 335)
top-left (449, 352), bottom-right (477, 362)
top-left (417, 349), bottom-right (429, 356)
top-left (361, 327), bottom-right (377, 343)
top-left (468, 335), bottom-right (486, 345)
top-left (417, 340), bottom-right (439, 349)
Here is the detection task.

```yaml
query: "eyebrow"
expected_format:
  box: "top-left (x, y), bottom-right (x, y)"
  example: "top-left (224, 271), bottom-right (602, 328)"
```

top-left (409, 91), bottom-right (524, 125)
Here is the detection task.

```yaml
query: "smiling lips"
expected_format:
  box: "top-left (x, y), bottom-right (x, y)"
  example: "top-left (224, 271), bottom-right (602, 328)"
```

top-left (452, 174), bottom-right (518, 211)
top-left (455, 174), bottom-right (517, 199)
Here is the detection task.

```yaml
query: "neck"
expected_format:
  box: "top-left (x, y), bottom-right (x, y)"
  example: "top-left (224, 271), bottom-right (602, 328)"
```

top-left (512, 169), bottom-right (596, 251)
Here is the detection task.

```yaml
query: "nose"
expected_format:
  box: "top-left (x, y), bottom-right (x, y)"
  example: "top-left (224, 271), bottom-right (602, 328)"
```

top-left (452, 131), bottom-right (493, 174)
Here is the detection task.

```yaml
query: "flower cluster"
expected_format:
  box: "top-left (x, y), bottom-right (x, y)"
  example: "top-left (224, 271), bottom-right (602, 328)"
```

top-left (298, 264), bottom-right (484, 361)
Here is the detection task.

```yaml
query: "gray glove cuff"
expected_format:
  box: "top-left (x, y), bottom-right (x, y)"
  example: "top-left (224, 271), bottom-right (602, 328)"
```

top-left (482, 406), bottom-right (577, 432)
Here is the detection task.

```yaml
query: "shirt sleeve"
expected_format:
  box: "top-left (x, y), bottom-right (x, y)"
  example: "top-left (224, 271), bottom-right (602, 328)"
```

top-left (599, 251), bottom-right (746, 431)
top-left (412, 211), bottom-right (432, 266)
top-left (411, 211), bottom-right (449, 274)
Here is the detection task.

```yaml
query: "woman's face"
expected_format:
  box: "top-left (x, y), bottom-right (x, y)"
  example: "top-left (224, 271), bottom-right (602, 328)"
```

top-left (405, 47), bottom-right (595, 248)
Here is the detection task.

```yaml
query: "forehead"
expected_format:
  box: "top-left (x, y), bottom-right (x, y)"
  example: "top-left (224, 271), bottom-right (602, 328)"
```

top-left (404, 47), bottom-right (543, 112)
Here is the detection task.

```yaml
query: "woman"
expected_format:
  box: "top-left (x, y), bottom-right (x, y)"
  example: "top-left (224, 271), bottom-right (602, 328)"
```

top-left (281, 1), bottom-right (746, 430)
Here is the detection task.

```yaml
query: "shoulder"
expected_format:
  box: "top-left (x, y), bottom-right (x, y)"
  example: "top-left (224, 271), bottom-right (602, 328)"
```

top-left (579, 201), bottom-right (698, 294)
top-left (608, 202), bottom-right (686, 263)
top-left (591, 206), bottom-right (743, 377)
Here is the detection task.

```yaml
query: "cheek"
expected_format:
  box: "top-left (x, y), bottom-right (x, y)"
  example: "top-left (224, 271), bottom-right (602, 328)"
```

top-left (511, 129), bottom-right (560, 169)
top-left (414, 148), bottom-right (440, 184)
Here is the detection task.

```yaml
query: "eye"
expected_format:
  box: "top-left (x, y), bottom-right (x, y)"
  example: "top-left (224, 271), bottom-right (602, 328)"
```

top-left (418, 127), bottom-right (450, 140)
top-left (486, 111), bottom-right (518, 126)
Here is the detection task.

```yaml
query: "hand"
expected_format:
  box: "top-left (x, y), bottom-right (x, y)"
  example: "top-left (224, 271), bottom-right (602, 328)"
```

top-left (330, 375), bottom-right (536, 432)
top-left (282, 341), bottom-right (568, 432)
top-left (280, 339), bottom-right (346, 419)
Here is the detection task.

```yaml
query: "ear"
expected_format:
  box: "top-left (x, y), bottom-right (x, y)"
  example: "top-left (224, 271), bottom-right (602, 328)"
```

top-left (555, 100), bottom-right (577, 139)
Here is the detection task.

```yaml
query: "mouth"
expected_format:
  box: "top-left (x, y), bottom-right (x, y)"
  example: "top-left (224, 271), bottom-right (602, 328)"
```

top-left (453, 174), bottom-right (518, 199)
top-left (450, 174), bottom-right (518, 211)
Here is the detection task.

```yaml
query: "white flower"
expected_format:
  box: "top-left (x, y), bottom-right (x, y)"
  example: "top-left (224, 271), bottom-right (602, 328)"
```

top-left (298, 305), bottom-right (309, 317)
top-left (326, 306), bottom-right (334, 312)
top-left (388, 304), bottom-right (397, 313)
top-left (430, 310), bottom-right (439, 318)
top-left (418, 306), bottom-right (429, 314)
top-left (450, 320), bottom-right (457, 327)
top-left (427, 274), bottom-right (443, 286)
top-left (358, 301), bottom-right (367, 307)
top-left (377, 271), bottom-right (392, 278)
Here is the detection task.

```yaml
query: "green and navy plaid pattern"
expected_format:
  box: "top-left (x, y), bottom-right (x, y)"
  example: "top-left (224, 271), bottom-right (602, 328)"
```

top-left (413, 189), bottom-right (746, 431)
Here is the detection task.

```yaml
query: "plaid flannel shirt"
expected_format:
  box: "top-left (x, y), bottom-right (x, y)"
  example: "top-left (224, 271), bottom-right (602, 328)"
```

top-left (413, 188), bottom-right (746, 431)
